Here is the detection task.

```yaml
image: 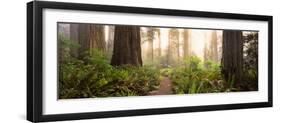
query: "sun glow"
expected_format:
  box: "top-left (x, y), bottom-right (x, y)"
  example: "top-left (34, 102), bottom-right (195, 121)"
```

top-left (147, 28), bottom-right (222, 61)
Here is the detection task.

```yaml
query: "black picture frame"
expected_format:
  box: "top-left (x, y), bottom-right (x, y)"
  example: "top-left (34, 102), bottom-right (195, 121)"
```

top-left (27, 1), bottom-right (273, 122)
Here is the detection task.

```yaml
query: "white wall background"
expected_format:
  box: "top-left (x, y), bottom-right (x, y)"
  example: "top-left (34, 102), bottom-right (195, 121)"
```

top-left (0, 0), bottom-right (279, 123)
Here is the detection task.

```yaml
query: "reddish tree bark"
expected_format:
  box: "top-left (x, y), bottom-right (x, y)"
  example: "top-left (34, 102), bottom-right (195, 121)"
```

top-left (222, 30), bottom-right (243, 87)
top-left (111, 25), bottom-right (142, 66)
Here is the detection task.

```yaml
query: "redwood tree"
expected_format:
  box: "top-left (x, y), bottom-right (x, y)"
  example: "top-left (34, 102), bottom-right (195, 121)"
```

top-left (210, 31), bottom-right (218, 62)
top-left (77, 24), bottom-right (90, 56)
top-left (89, 25), bottom-right (106, 52)
top-left (168, 29), bottom-right (180, 64)
top-left (76, 24), bottom-right (105, 57)
top-left (147, 27), bottom-right (154, 62)
top-left (183, 29), bottom-right (190, 59)
top-left (221, 30), bottom-right (243, 87)
top-left (111, 25), bottom-right (142, 66)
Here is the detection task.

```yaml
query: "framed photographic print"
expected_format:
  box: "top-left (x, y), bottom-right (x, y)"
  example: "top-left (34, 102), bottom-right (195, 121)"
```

top-left (27, 1), bottom-right (273, 122)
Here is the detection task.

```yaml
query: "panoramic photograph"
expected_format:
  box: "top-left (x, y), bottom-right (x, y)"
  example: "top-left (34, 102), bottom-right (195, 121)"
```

top-left (58, 23), bottom-right (258, 99)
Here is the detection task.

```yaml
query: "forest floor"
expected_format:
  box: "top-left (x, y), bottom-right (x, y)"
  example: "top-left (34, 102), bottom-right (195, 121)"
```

top-left (149, 77), bottom-right (172, 95)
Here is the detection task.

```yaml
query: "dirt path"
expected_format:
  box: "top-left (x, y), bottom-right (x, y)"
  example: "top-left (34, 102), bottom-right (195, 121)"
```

top-left (149, 77), bottom-right (172, 95)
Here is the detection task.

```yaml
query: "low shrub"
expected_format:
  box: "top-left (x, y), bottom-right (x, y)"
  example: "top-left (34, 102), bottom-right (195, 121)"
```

top-left (59, 47), bottom-right (161, 98)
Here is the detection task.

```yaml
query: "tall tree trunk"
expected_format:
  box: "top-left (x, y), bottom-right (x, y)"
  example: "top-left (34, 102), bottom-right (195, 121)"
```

top-left (168, 29), bottom-right (179, 65)
top-left (147, 27), bottom-right (154, 62)
top-left (89, 25), bottom-right (106, 52)
top-left (203, 42), bottom-right (209, 62)
top-left (106, 26), bottom-right (115, 58)
top-left (157, 30), bottom-right (161, 56)
top-left (107, 26), bottom-right (115, 51)
top-left (70, 24), bottom-right (79, 43)
top-left (222, 30), bottom-right (243, 87)
top-left (211, 31), bottom-right (218, 62)
top-left (69, 24), bottom-right (79, 57)
top-left (177, 33), bottom-right (180, 62)
top-left (77, 24), bottom-right (105, 57)
top-left (183, 29), bottom-right (190, 59)
top-left (167, 30), bottom-right (172, 65)
top-left (111, 26), bottom-right (142, 66)
top-left (176, 31), bottom-right (180, 63)
top-left (78, 24), bottom-right (91, 57)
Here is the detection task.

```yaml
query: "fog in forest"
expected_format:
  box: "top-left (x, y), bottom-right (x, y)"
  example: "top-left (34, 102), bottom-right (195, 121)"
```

top-left (58, 23), bottom-right (258, 99)
top-left (59, 24), bottom-right (223, 66)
